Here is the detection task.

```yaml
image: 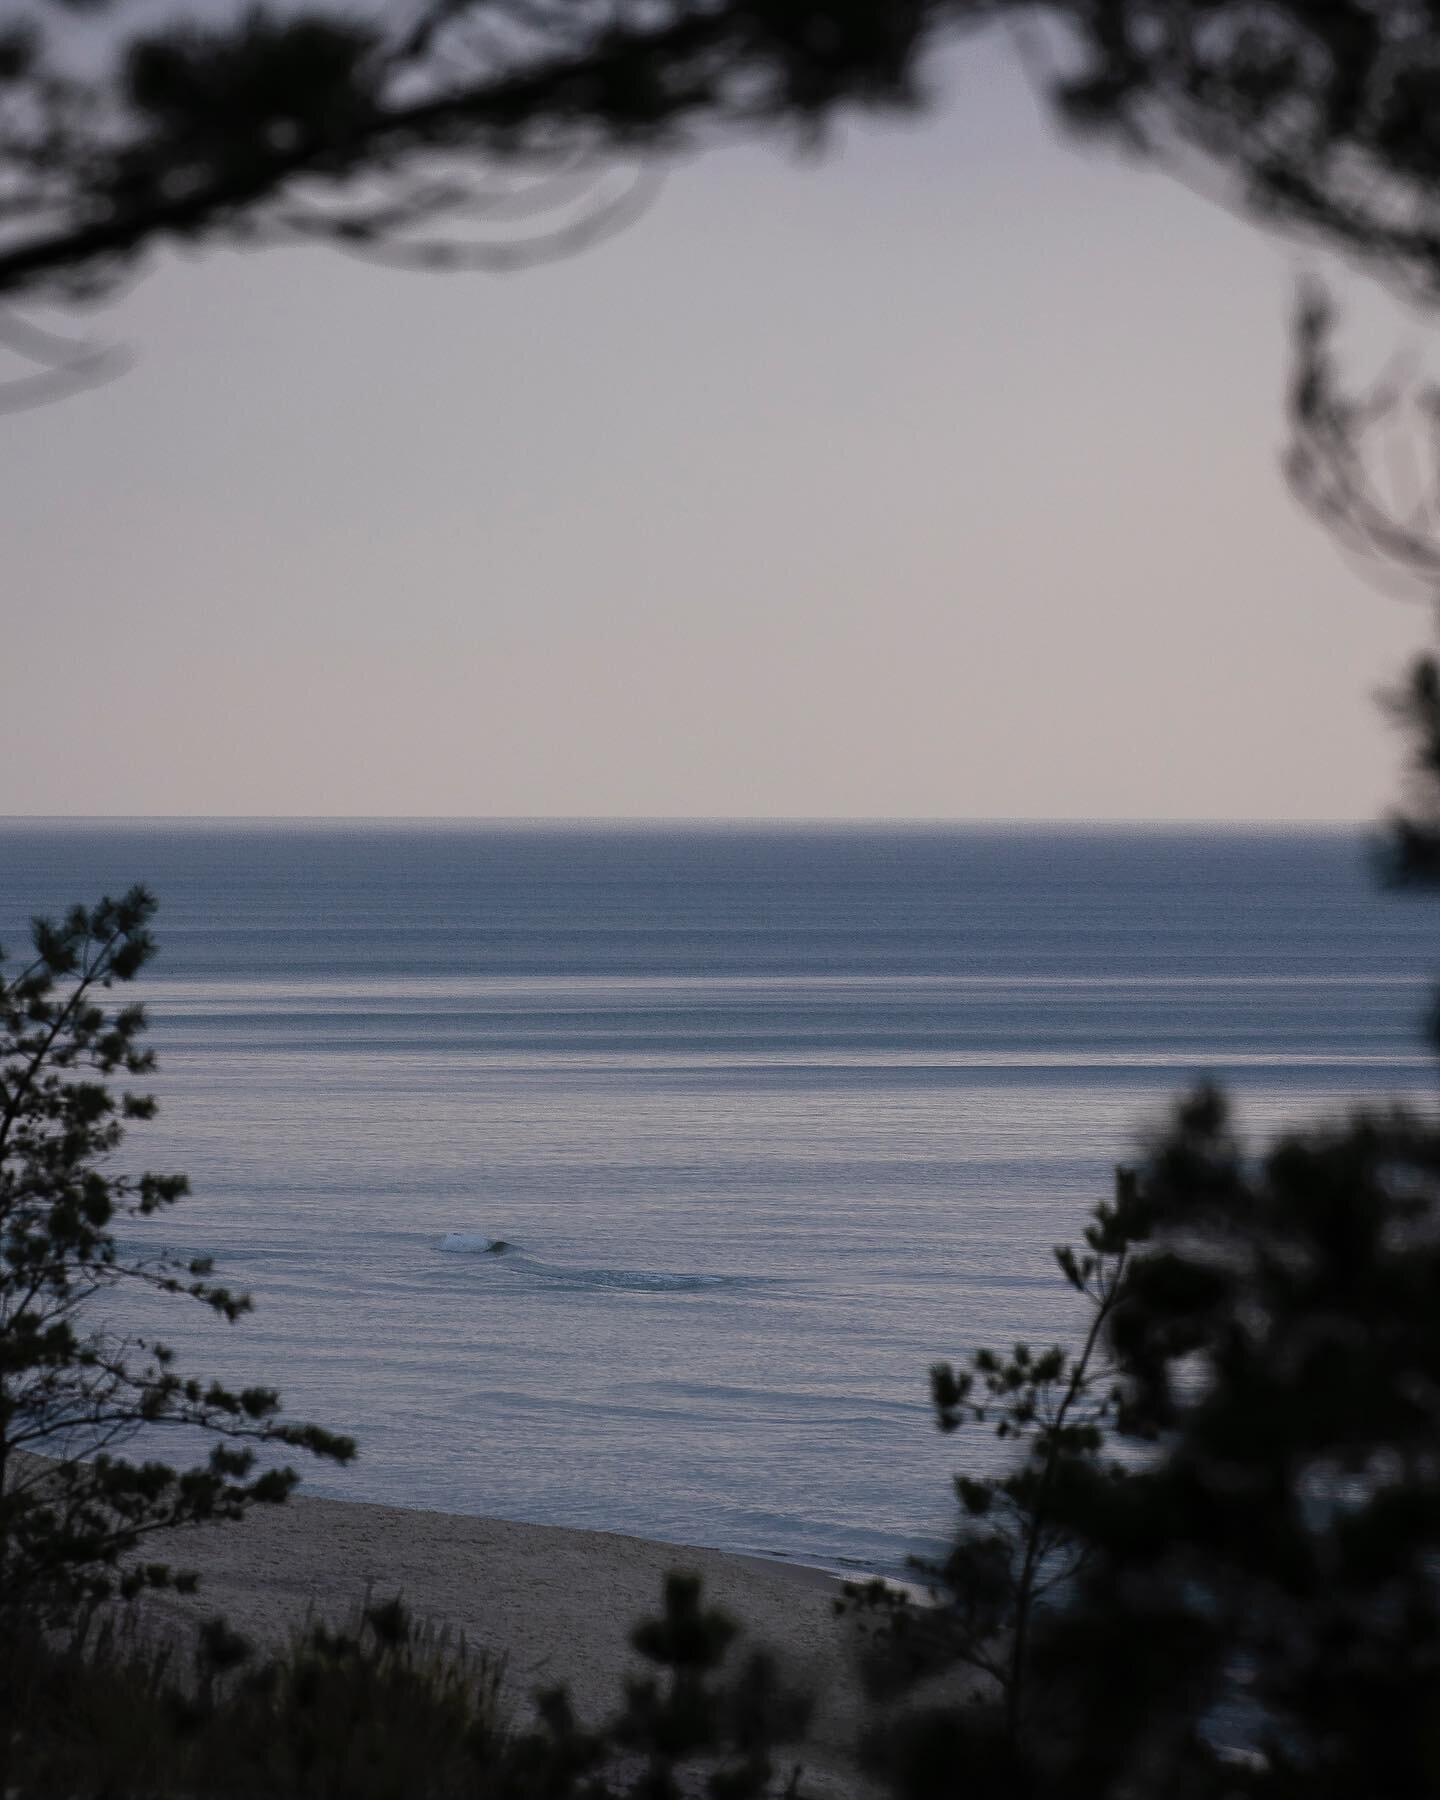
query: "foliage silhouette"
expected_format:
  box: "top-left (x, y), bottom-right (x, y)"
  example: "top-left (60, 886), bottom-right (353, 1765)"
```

top-left (0, 885), bottom-right (354, 1631)
top-left (7, 1), bottom-right (1440, 310)
top-left (866, 1080), bottom-right (1440, 1795)
top-left (1020, 1072), bottom-right (1440, 1799)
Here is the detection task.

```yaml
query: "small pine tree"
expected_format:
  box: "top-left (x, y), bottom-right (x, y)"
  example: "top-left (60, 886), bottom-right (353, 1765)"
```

top-left (847, 1170), bottom-right (1144, 1795)
top-left (615, 1570), bottom-right (813, 1800)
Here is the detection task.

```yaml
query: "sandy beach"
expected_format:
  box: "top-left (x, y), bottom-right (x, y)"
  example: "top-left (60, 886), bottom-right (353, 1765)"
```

top-left (139, 1489), bottom-right (880, 1794)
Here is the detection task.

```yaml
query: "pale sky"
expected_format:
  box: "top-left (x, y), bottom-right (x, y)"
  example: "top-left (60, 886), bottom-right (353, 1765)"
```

top-left (0, 37), bottom-right (1429, 820)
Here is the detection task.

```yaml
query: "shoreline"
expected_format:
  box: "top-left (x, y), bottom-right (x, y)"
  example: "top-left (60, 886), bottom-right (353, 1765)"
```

top-left (140, 1485), bottom-right (877, 1791)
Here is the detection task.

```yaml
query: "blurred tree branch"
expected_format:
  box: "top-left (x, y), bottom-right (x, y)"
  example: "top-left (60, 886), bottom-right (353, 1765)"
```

top-left (11, 2), bottom-right (1440, 309)
top-left (0, 0), bottom-right (953, 306)
top-left (1288, 285), bottom-right (1440, 598)
top-left (0, 307), bottom-right (127, 410)
top-left (1285, 283), bottom-right (1440, 887)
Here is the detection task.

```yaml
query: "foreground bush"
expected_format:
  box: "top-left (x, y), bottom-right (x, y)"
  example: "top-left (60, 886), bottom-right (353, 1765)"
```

top-left (0, 1572), bottom-right (812, 1800)
top-left (2, 1599), bottom-right (516, 1800)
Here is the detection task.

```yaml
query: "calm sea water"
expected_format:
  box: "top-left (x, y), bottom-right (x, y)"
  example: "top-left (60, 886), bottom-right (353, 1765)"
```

top-left (1, 822), bottom-right (1436, 1579)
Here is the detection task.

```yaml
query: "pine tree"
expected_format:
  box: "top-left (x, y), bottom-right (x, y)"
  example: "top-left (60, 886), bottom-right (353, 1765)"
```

top-left (0, 886), bottom-right (354, 1631)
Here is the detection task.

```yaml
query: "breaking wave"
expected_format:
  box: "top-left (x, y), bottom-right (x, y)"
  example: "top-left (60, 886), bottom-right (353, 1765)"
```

top-left (437, 1233), bottom-right (739, 1294)
top-left (439, 1233), bottom-right (515, 1256)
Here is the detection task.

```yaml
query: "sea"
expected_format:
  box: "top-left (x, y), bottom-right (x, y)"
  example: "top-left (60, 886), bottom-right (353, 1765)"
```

top-left (1, 821), bottom-right (1435, 1582)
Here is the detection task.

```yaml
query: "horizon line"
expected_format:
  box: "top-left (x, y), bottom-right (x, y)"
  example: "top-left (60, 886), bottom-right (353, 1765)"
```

top-left (0, 814), bottom-right (1381, 830)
